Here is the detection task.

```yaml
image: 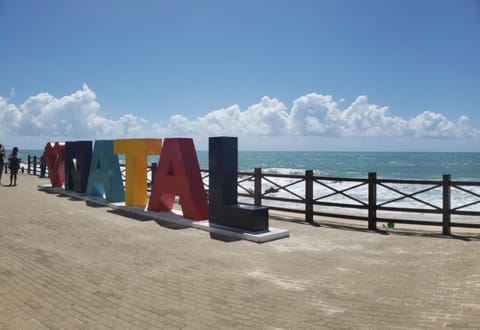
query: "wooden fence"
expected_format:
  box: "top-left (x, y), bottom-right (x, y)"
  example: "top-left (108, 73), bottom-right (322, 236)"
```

top-left (200, 169), bottom-right (480, 235)
top-left (27, 156), bottom-right (480, 234)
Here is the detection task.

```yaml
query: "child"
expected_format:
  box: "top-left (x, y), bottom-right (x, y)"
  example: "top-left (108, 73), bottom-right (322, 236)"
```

top-left (40, 152), bottom-right (47, 178)
top-left (0, 144), bottom-right (5, 185)
top-left (8, 147), bottom-right (21, 186)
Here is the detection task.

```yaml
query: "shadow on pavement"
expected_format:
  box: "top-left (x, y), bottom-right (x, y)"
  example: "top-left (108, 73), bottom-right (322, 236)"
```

top-left (270, 214), bottom-right (480, 241)
top-left (209, 232), bottom-right (242, 243)
top-left (106, 209), bottom-right (190, 230)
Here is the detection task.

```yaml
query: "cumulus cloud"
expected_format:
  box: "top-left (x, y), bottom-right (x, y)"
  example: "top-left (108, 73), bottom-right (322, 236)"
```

top-left (407, 111), bottom-right (480, 138)
top-left (290, 93), bottom-right (340, 135)
top-left (0, 85), bottom-right (478, 148)
top-left (287, 94), bottom-right (477, 138)
top-left (168, 97), bottom-right (289, 136)
top-left (169, 93), bottom-right (479, 139)
top-left (0, 84), bottom-right (151, 139)
top-left (340, 96), bottom-right (408, 137)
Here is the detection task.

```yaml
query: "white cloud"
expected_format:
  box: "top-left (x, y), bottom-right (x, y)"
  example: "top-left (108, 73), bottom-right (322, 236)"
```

top-left (0, 84), bottom-right (151, 140)
top-left (290, 93), bottom-right (340, 135)
top-left (288, 94), bottom-right (411, 137)
top-left (0, 97), bottom-right (21, 131)
top-left (408, 111), bottom-right (479, 138)
top-left (0, 86), bottom-right (478, 150)
top-left (340, 96), bottom-right (409, 137)
top-left (243, 96), bottom-right (290, 135)
top-left (167, 97), bottom-right (289, 136)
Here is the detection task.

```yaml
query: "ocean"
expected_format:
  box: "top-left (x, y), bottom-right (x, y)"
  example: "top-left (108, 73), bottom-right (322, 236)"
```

top-left (207, 151), bottom-right (480, 181)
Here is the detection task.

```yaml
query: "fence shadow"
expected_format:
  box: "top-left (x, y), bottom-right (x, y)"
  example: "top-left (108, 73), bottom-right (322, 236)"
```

top-left (375, 227), bottom-right (480, 241)
top-left (270, 211), bottom-right (479, 241)
top-left (320, 220), bottom-right (478, 241)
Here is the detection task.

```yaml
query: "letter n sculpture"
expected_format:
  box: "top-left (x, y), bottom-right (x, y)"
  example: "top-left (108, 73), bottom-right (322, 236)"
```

top-left (65, 141), bottom-right (92, 193)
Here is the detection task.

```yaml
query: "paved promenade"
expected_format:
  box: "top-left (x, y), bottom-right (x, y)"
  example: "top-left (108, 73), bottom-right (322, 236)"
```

top-left (1, 174), bottom-right (479, 329)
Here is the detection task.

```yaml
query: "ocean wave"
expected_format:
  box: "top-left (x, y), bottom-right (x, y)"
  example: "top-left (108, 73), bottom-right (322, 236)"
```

top-left (261, 168), bottom-right (309, 175)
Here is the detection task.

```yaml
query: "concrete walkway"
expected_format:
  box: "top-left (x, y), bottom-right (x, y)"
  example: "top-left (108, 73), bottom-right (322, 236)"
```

top-left (1, 174), bottom-right (479, 329)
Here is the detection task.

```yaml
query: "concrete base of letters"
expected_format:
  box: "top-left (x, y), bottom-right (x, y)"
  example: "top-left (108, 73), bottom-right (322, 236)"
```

top-left (38, 185), bottom-right (289, 243)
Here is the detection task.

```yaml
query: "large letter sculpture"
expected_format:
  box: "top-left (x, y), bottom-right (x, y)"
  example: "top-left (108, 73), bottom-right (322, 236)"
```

top-left (114, 139), bottom-right (162, 207)
top-left (85, 140), bottom-right (125, 202)
top-left (65, 141), bottom-right (92, 193)
top-left (148, 138), bottom-right (208, 220)
top-left (209, 137), bottom-right (269, 232)
top-left (44, 142), bottom-right (66, 188)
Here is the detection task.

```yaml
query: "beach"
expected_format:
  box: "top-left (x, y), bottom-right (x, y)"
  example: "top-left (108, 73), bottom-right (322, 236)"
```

top-left (1, 173), bottom-right (480, 329)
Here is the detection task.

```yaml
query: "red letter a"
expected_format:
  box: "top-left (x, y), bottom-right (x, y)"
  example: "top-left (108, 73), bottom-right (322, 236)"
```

top-left (148, 138), bottom-right (208, 220)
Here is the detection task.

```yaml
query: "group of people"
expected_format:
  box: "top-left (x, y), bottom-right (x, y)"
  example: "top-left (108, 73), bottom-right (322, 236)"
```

top-left (0, 144), bottom-right (22, 186)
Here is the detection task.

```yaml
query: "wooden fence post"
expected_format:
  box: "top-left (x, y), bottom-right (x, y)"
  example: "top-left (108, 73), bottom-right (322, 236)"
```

top-left (33, 156), bottom-right (37, 175)
top-left (442, 174), bottom-right (451, 235)
top-left (368, 172), bottom-right (377, 230)
top-left (305, 170), bottom-right (314, 223)
top-left (27, 155), bottom-right (31, 174)
top-left (254, 168), bottom-right (262, 206)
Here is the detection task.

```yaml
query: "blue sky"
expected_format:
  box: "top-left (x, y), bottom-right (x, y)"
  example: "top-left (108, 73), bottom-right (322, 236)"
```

top-left (0, 0), bottom-right (479, 151)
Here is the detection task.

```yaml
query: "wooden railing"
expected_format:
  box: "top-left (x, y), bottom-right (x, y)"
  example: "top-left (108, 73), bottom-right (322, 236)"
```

top-left (200, 169), bottom-right (480, 234)
top-left (27, 156), bottom-right (480, 234)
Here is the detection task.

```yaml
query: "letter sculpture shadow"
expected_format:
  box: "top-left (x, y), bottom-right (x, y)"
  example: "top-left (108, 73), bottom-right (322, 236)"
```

top-left (44, 142), bottom-right (66, 188)
top-left (148, 138), bottom-right (208, 220)
top-left (65, 141), bottom-right (92, 193)
top-left (208, 137), bottom-right (269, 232)
top-left (85, 140), bottom-right (125, 202)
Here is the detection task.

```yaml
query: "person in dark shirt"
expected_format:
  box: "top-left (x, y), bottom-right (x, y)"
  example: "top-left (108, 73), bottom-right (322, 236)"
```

top-left (0, 144), bottom-right (5, 185)
top-left (40, 152), bottom-right (47, 178)
top-left (8, 147), bottom-right (21, 186)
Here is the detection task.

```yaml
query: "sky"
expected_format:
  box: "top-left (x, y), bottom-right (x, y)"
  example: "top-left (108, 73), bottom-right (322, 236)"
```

top-left (0, 0), bottom-right (479, 151)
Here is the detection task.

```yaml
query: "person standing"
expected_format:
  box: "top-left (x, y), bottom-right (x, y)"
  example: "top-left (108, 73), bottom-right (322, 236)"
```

top-left (0, 144), bottom-right (5, 185)
top-left (40, 152), bottom-right (47, 178)
top-left (8, 147), bottom-right (21, 186)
